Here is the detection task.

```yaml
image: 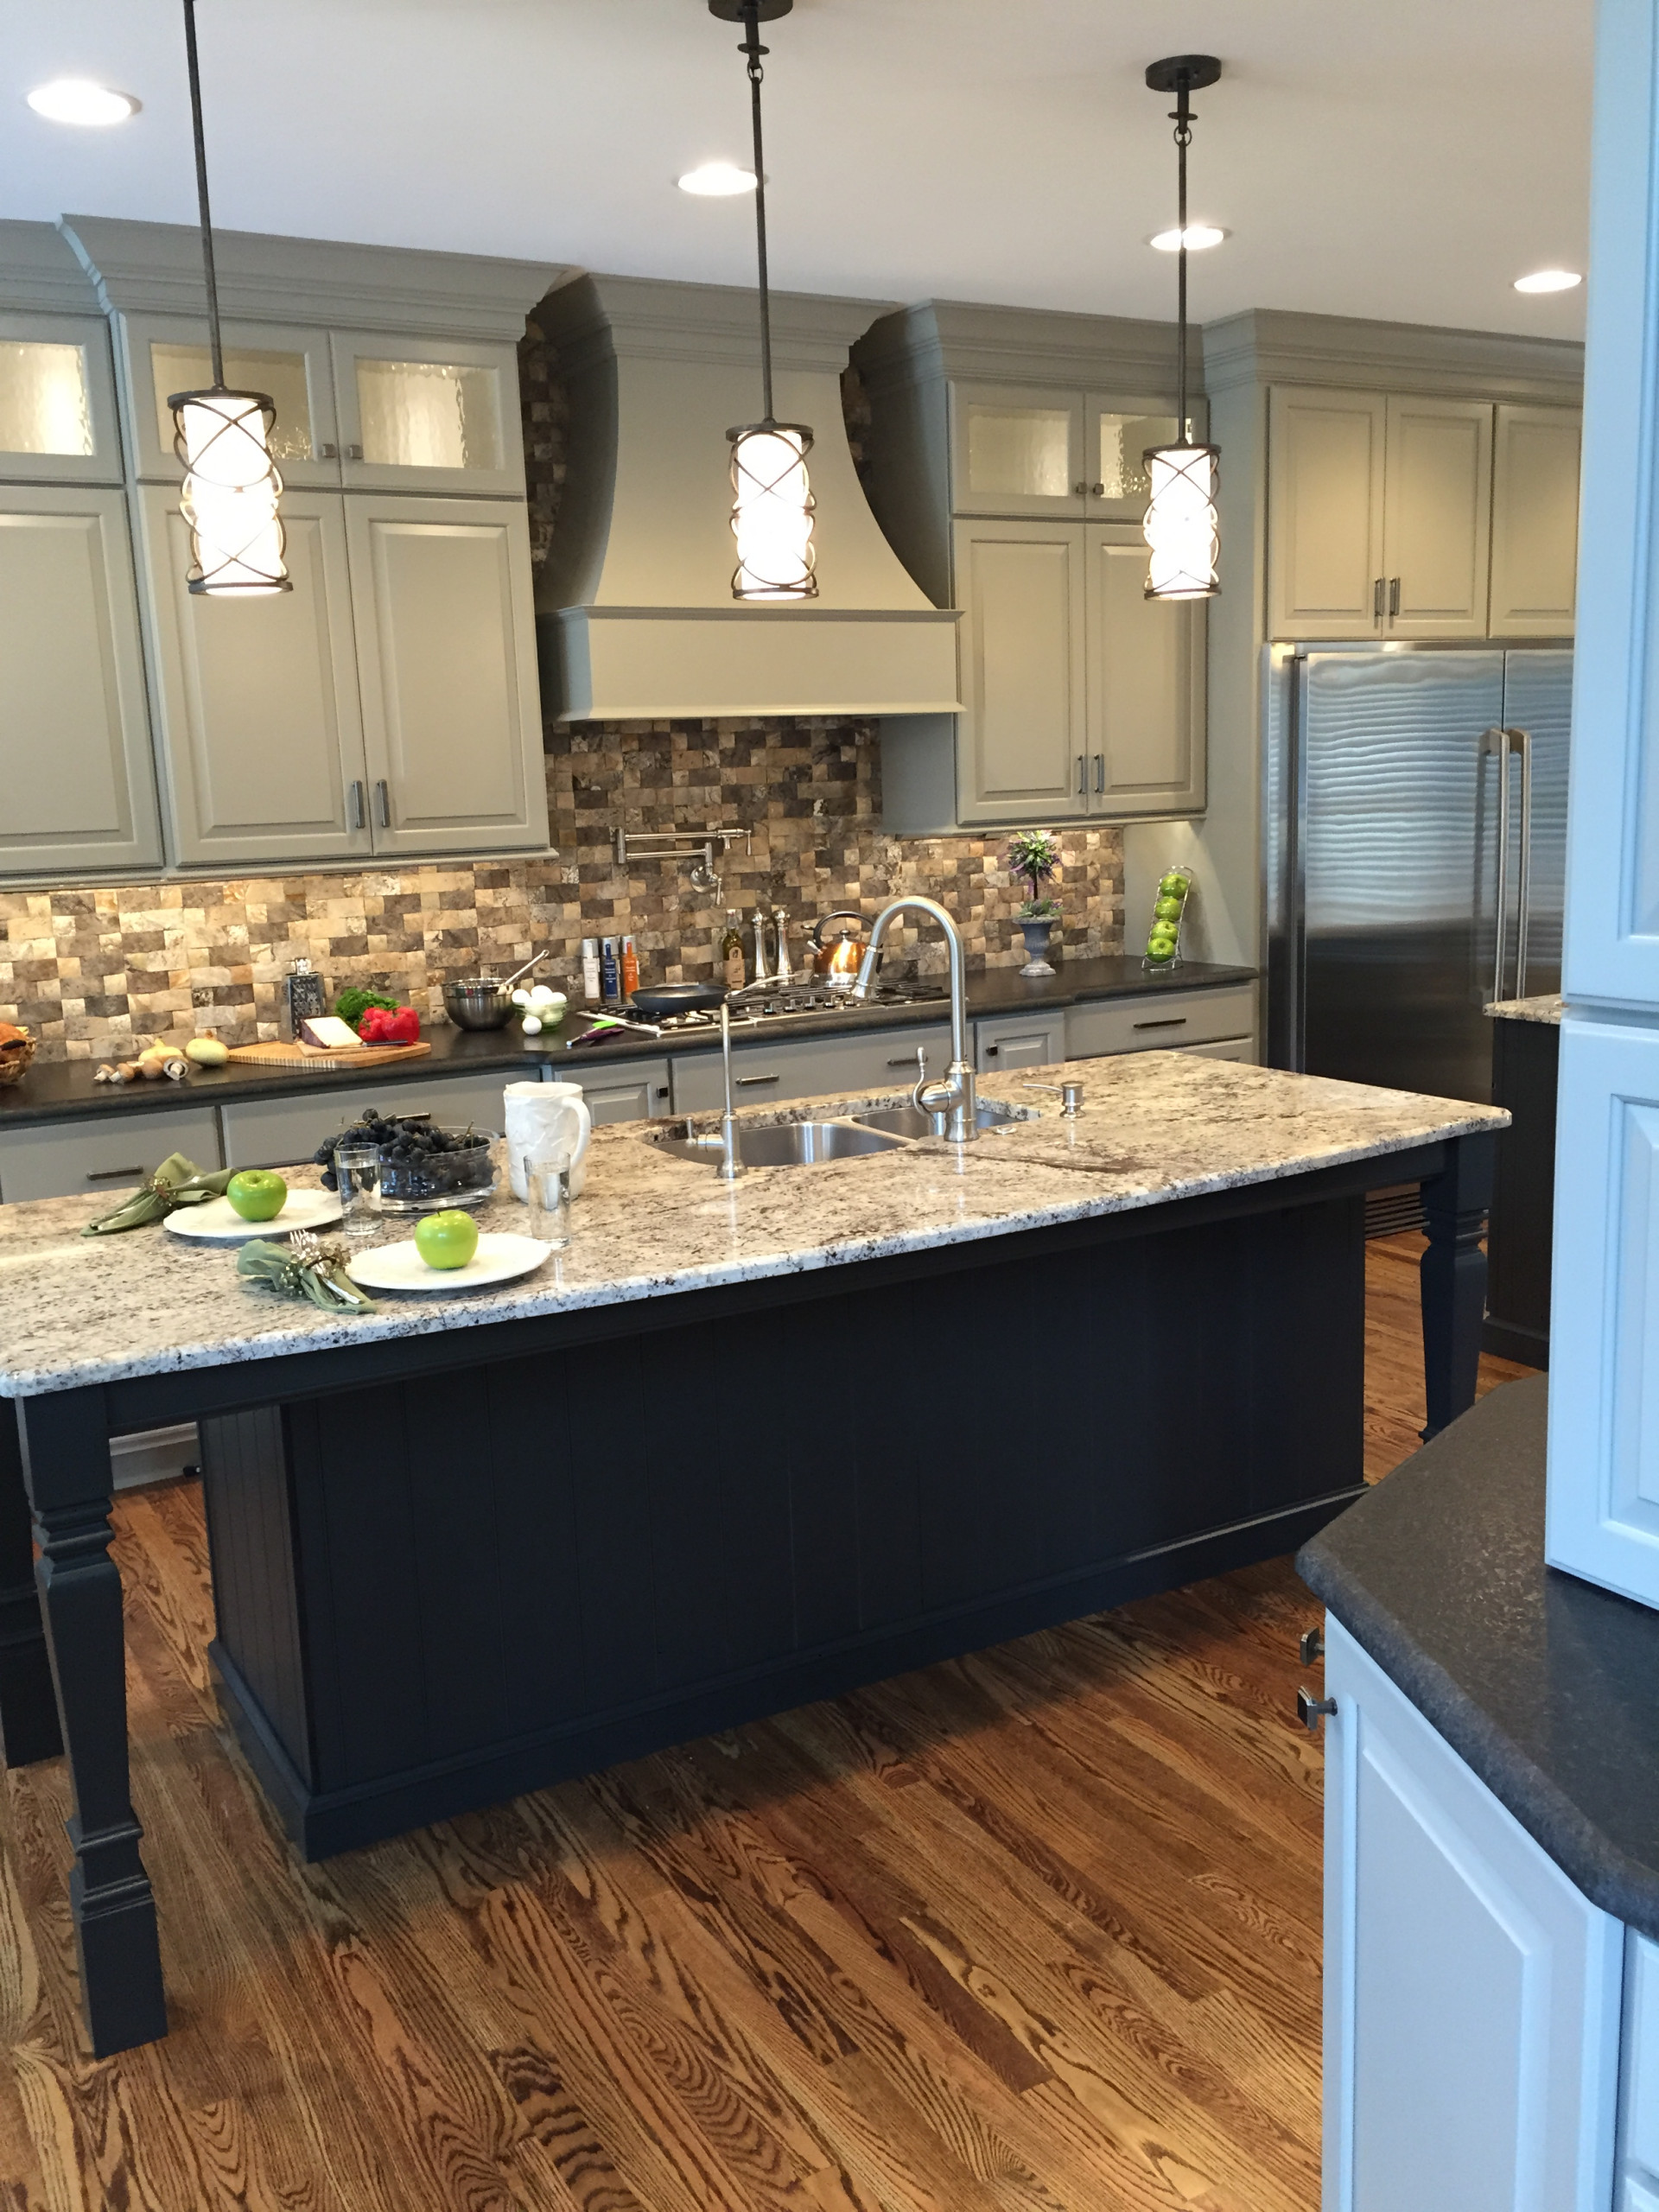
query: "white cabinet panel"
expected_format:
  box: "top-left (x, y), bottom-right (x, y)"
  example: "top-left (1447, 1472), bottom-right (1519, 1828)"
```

top-left (1490, 406), bottom-right (1580, 638)
top-left (1547, 1018), bottom-right (1659, 1606)
top-left (954, 518), bottom-right (1088, 823)
top-left (1621, 1934), bottom-right (1659, 2189)
top-left (137, 486), bottom-right (370, 867)
top-left (0, 485), bottom-right (163, 879)
top-left (219, 1070), bottom-right (519, 1169)
top-left (330, 334), bottom-right (525, 498)
top-left (1382, 397), bottom-right (1494, 639)
top-left (1065, 985), bottom-right (1256, 1057)
top-left (1086, 528), bottom-right (1205, 815)
top-left (0, 312), bottom-right (123, 484)
top-left (346, 495), bottom-right (549, 856)
top-left (1177, 1035), bottom-right (1255, 1062)
top-left (1323, 1617), bottom-right (1623, 2212)
top-left (1268, 387), bottom-right (1387, 639)
top-left (974, 1010), bottom-right (1065, 1072)
top-left (0, 1106), bottom-right (221, 1204)
top-left (566, 1059), bottom-right (671, 1125)
top-left (671, 1025), bottom-right (953, 1115)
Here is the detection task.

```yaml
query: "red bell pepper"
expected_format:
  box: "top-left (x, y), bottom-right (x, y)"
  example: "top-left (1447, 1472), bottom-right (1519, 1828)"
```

top-left (357, 1004), bottom-right (421, 1045)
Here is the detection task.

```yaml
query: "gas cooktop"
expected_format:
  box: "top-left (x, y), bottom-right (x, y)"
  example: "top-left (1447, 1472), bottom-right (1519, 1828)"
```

top-left (585, 980), bottom-right (946, 1038)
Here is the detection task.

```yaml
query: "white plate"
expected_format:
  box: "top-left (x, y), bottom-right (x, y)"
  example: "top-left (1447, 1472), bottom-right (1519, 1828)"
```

top-left (345, 1231), bottom-right (553, 1294)
top-left (163, 1186), bottom-right (344, 1243)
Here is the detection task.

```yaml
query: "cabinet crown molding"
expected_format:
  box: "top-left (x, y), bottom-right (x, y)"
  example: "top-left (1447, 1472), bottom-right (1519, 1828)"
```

top-left (59, 215), bottom-right (567, 341)
top-left (0, 219), bottom-right (103, 315)
top-left (853, 298), bottom-right (1190, 400)
top-left (1203, 307), bottom-right (1584, 405)
top-left (537, 270), bottom-right (897, 378)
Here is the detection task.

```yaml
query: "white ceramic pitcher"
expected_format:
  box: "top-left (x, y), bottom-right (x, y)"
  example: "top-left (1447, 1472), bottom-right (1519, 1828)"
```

top-left (503, 1079), bottom-right (593, 1202)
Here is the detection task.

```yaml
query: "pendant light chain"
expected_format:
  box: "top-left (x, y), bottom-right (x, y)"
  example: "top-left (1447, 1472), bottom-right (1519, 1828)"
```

top-left (181, 0), bottom-right (226, 390)
top-left (741, 3), bottom-right (776, 425)
top-left (1173, 73), bottom-right (1191, 441)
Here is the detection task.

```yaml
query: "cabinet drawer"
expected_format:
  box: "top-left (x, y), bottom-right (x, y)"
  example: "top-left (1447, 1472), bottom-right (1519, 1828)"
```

top-left (0, 1106), bottom-right (222, 1205)
top-left (220, 1070), bottom-right (527, 1168)
top-left (1624, 1935), bottom-right (1659, 2183)
top-left (671, 1025), bottom-right (953, 1115)
top-left (975, 1010), bottom-right (1066, 1073)
top-left (1180, 1036), bottom-right (1256, 1063)
top-left (1065, 985), bottom-right (1255, 1058)
top-left (566, 1058), bottom-right (671, 1126)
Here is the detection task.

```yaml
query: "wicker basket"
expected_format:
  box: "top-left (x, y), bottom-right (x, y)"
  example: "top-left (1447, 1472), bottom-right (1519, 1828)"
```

top-left (0, 1033), bottom-right (37, 1088)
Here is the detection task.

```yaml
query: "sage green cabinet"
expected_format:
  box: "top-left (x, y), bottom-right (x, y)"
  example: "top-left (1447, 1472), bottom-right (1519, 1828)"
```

top-left (0, 484), bottom-right (163, 878)
top-left (0, 312), bottom-right (124, 486)
top-left (116, 312), bottom-right (341, 489)
top-left (1268, 385), bottom-right (1575, 642)
top-left (1086, 526), bottom-right (1205, 816)
top-left (949, 381), bottom-right (1181, 523)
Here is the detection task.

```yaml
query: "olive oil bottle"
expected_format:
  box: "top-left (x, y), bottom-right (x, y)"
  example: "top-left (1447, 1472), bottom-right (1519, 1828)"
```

top-left (720, 908), bottom-right (746, 990)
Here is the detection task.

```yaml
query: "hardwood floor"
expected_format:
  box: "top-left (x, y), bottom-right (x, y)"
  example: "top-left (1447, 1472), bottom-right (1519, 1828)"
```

top-left (0, 1244), bottom-right (1535, 2212)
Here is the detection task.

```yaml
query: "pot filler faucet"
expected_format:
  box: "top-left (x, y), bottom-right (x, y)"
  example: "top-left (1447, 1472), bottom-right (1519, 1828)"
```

top-left (851, 896), bottom-right (980, 1142)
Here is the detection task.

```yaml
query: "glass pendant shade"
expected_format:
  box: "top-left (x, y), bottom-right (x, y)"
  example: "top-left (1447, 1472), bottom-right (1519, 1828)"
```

top-left (170, 388), bottom-right (291, 595)
top-left (1143, 441), bottom-right (1219, 601)
top-left (728, 421), bottom-right (817, 600)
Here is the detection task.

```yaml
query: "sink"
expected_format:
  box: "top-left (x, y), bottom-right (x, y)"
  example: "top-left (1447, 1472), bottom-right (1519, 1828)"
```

top-left (850, 1098), bottom-right (1034, 1140)
top-left (645, 1117), bottom-right (912, 1167)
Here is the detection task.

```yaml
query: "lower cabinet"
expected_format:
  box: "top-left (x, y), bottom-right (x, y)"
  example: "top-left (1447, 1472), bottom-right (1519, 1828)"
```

top-left (1065, 984), bottom-right (1255, 1059)
top-left (219, 1069), bottom-right (528, 1168)
top-left (1321, 1616), bottom-right (1623, 2212)
top-left (0, 1104), bottom-right (222, 1204)
top-left (0, 483), bottom-right (163, 878)
top-left (1620, 1935), bottom-right (1659, 2210)
top-left (975, 1008), bottom-right (1066, 1072)
top-left (671, 1025), bottom-right (954, 1115)
top-left (563, 1058), bottom-right (671, 1125)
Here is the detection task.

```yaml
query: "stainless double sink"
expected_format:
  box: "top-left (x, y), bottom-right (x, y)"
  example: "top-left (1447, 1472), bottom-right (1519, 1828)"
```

top-left (644, 1096), bottom-right (1033, 1169)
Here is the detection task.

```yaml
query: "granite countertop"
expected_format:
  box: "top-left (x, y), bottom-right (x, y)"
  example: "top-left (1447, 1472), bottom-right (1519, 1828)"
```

top-left (0, 957), bottom-right (1256, 1130)
top-left (1486, 995), bottom-right (1567, 1025)
top-left (1299, 1376), bottom-right (1659, 1940)
top-left (0, 1052), bottom-right (1499, 1399)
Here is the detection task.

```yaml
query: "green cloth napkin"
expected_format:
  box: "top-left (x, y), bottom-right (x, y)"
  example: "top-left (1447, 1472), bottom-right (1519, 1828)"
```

top-left (236, 1233), bottom-right (378, 1315)
top-left (81, 1152), bottom-right (236, 1236)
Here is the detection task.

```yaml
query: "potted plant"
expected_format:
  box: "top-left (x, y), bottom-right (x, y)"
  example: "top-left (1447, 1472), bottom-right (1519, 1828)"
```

top-left (1007, 829), bottom-right (1063, 976)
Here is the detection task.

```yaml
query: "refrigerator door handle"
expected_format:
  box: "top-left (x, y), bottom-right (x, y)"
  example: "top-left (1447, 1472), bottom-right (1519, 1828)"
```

top-left (1506, 726), bottom-right (1535, 999)
top-left (1483, 727), bottom-right (1512, 1006)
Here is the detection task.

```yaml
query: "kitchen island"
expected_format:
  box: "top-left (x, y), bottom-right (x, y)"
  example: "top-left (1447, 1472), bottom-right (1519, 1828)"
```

top-left (0, 1052), bottom-right (1503, 2056)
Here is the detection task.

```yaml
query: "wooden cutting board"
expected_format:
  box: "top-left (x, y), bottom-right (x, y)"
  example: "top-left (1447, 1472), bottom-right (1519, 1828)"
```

top-left (223, 1039), bottom-right (434, 1074)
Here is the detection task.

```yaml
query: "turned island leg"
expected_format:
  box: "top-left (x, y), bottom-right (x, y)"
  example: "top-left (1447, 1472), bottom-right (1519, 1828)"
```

top-left (0, 1402), bottom-right (60, 1766)
top-left (1420, 1131), bottom-right (1497, 1441)
top-left (16, 1390), bottom-right (167, 2056)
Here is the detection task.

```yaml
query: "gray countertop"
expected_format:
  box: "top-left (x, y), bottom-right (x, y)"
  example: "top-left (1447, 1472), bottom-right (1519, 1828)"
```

top-left (0, 957), bottom-right (1256, 1131)
top-left (1486, 995), bottom-right (1567, 1025)
top-left (1298, 1376), bottom-right (1659, 1940)
top-left (0, 1052), bottom-right (1500, 1399)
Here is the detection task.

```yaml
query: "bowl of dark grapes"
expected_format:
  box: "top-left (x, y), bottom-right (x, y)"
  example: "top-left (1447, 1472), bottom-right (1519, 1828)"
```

top-left (315, 1109), bottom-right (498, 1216)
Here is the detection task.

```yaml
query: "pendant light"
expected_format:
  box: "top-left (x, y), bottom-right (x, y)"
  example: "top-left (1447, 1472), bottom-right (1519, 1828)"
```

top-left (1142, 55), bottom-right (1222, 601)
top-left (709, 0), bottom-right (817, 601)
top-left (168, 0), bottom-right (289, 595)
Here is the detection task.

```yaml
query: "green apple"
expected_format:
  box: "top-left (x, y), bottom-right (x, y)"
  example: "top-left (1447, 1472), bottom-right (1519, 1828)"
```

top-left (1154, 896), bottom-right (1183, 921)
top-left (414, 1208), bottom-right (480, 1270)
top-left (1159, 872), bottom-right (1186, 896)
top-left (226, 1169), bottom-right (287, 1222)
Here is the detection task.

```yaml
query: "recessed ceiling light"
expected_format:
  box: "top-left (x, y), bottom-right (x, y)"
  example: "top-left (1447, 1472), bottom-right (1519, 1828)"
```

top-left (27, 78), bottom-right (140, 126)
top-left (1513, 268), bottom-right (1582, 294)
top-left (1150, 225), bottom-right (1227, 252)
top-left (677, 162), bottom-right (758, 197)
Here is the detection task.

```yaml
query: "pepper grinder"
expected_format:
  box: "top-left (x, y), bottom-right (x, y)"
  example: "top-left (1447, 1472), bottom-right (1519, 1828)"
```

top-left (750, 906), bottom-right (772, 986)
top-left (772, 908), bottom-right (793, 984)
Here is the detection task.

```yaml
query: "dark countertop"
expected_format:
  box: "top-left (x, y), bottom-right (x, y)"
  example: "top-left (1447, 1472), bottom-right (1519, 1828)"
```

top-left (1298, 1375), bottom-right (1659, 1938)
top-left (0, 957), bottom-right (1255, 1130)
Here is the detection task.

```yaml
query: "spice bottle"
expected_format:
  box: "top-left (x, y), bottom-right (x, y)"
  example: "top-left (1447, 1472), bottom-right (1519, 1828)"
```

top-left (282, 957), bottom-right (327, 1042)
top-left (600, 937), bottom-right (621, 1005)
top-left (580, 939), bottom-right (601, 1002)
top-left (620, 935), bottom-right (639, 999)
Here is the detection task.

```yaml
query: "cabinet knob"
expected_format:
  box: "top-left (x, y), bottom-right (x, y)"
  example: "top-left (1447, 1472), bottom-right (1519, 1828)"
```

top-left (346, 442), bottom-right (365, 462)
top-left (1090, 480), bottom-right (1105, 497)
top-left (1073, 480), bottom-right (1088, 497)
top-left (317, 440), bottom-right (340, 461)
top-left (1296, 1686), bottom-right (1338, 1736)
top-left (1299, 1626), bottom-right (1325, 1666)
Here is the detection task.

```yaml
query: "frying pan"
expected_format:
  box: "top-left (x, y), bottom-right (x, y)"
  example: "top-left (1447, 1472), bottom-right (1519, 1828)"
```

top-left (627, 981), bottom-right (728, 1018)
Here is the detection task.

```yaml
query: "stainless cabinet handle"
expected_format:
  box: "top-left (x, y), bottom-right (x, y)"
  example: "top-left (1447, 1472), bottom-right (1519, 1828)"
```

top-left (887, 1055), bottom-right (924, 1067)
top-left (1297, 1687), bottom-right (1338, 1735)
top-left (317, 440), bottom-right (340, 461)
top-left (1300, 1626), bottom-right (1325, 1665)
top-left (1133, 1016), bottom-right (1188, 1031)
top-left (1373, 576), bottom-right (1386, 620)
top-left (1509, 725), bottom-right (1535, 997)
top-left (1389, 575), bottom-right (1401, 618)
top-left (1077, 754), bottom-right (1087, 796)
top-left (374, 779), bottom-right (391, 828)
top-left (655, 1085), bottom-right (671, 1099)
top-left (735, 1073), bottom-right (780, 1086)
top-left (1093, 752), bottom-right (1104, 793)
top-left (86, 1166), bottom-right (145, 1182)
top-left (1484, 727), bottom-right (1512, 1004)
top-left (986, 1044), bottom-right (999, 1057)
top-left (348, 779), bottom-right (366, 830)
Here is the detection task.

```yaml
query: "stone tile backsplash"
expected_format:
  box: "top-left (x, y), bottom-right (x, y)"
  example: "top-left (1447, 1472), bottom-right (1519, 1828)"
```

top-left (2, 724), bottom-right (1124, 1062)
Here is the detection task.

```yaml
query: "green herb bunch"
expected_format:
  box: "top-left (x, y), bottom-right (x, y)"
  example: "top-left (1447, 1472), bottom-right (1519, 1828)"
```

top-left (1006, 829), bottom-right (1062, 919)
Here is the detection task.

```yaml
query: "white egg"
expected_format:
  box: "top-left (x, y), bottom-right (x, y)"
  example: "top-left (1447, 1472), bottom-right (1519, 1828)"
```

top-left (529, 983), bottom-right (558, 1007)
top-left (511, 988), bottom-right (531, 1006)
top-left (521, 1014), bottom-right (543, 1035)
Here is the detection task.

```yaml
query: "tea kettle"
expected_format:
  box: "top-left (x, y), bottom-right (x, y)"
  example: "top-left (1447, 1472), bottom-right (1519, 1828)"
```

top-left (810, 910), bottom-right (870, 983)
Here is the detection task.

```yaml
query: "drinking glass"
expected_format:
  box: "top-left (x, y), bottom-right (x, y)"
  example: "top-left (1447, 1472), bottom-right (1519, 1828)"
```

top-left (526, 1142), bottom-right (573, 1250)
top-left (334, 1145), bottom-right (382, 1242)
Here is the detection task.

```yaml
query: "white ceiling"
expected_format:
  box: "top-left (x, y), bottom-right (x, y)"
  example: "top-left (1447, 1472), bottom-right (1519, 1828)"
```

top-left (0, 0), bottom-right (1593, 340)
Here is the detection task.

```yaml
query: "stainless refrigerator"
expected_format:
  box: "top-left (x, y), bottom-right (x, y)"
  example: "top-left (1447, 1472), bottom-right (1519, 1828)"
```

top-left (1264, 643), bottom-right (1572, 1104)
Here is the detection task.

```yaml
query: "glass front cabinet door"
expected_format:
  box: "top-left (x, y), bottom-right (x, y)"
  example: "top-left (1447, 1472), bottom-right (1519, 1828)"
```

top-left (949, 383), bottom-right (1086, 518)
top-left (116, 313), bottom-right (341, 489)
top-left (328, 334), bottom-right (525, 497)
top-left (0, 314), bottom-right (124, 484)
top-left (1084, 397), bottom-right (1182, 522)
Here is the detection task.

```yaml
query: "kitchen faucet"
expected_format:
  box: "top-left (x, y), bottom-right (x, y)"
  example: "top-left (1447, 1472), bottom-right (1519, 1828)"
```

top-left (850, 896), bottom-right (979, 1142)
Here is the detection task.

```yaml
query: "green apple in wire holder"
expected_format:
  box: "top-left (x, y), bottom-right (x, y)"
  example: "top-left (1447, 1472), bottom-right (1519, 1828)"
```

top-left (1145, 867), bottom-right (1194, 968)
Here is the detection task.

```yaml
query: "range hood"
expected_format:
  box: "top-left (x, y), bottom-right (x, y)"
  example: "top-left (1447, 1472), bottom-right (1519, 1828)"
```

top-left (535, 274), bottom-right (959, 722)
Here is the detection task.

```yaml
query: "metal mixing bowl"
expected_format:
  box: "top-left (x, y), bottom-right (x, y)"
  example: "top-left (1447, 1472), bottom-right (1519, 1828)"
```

top-left (442, 977), bottom-right (513, 1031)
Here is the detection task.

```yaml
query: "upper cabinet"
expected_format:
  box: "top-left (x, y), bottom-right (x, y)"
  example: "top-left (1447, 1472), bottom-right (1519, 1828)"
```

top-left (1268, 383), bottom-right (1577, 642)
top-left (948, 383), bottom-right (1179, 521)
top-left (0, 311), bottom-right (124, 484)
